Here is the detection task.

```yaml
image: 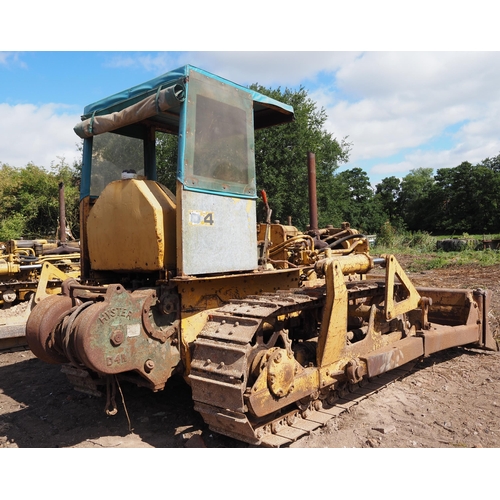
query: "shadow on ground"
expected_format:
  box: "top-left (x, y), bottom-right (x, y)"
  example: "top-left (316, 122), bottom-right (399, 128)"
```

top-left (0, 354), bottom-right (245, 448)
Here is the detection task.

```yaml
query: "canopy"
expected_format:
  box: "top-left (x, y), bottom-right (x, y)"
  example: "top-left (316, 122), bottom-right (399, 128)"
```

top-left (74, 65), bottom-right (294, 138)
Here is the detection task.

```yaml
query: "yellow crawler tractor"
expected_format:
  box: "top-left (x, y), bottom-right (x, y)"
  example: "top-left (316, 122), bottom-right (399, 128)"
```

top-left (26, 65), bottom-right (498, 446)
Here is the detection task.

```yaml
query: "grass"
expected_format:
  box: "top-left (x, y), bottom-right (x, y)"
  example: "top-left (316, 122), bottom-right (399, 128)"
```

top-left (402, 250), bottom-right (500, 272)
top-left (372, 225), bottom-right (500, 271)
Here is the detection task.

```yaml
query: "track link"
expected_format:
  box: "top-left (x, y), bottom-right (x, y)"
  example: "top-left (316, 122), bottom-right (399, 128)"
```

top-left (189, 289), bottom-right (414, 447)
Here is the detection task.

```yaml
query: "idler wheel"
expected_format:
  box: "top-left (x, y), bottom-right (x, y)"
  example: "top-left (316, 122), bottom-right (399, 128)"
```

top-left (26, 294), bottom-right (73, 364)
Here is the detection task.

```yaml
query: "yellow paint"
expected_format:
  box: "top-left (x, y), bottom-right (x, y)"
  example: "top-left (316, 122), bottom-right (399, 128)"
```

top-left (382, 254), bottom-right (421, 320)
top-left (175, 268), bottom-right (302, 370)
top-left (87, 179), bottom-right (176, 271)
top-left (316, 260), bottom-right (348, 367)
top-left (246, 199), bottom-right (253, 214)
top-left (34, 262), bottom-right (76, 304)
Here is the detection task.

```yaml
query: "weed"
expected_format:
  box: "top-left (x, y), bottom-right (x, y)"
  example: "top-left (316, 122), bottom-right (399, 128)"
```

top-left (372, 225), bottom-right (500, 271)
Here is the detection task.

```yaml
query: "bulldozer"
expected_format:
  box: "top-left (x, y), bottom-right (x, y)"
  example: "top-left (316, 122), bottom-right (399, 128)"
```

top-left (26, 65), bottom-right (498, 446)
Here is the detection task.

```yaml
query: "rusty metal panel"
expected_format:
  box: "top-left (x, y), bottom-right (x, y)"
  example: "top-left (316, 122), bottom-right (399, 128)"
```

top-left (198, 315), bottom-right (261, 345)
top-left (422, 324), bottom-right (480, 355)
top-left (304, 410), bottom-right (332, 424)
top-left (275, 425), bottom-right (307, 441)
top-left (291, 418), bottom-right (322, 432)
top-left (260, 433), bottom-right (293, 447)
top-left (416, 287), bottom-right (470, 325)
top-left (362, 337), bottom-right (424, 378)
top-left (193, 401), bottom-right (259, 444)
top-left (189, 373), bottom-right (245, 411)
top-left (190, 338), bottom-right (249, 378)
top-left (474, 289), bottom-right (498, 351)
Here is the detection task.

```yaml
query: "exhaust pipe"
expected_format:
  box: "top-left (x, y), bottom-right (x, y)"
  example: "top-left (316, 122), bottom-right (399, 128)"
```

top-left (308, 152), bottom-right (318, 231)
top-left (59, 182), bottom-right (67, 244)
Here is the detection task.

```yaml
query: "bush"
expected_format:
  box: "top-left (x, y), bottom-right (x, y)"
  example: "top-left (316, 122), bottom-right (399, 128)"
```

top-left (376, 221), bottom-right (400, 247)
top-left (0, 213), bottom-right (26, 242)
top-left (374, 222), bottom-right (436, 252)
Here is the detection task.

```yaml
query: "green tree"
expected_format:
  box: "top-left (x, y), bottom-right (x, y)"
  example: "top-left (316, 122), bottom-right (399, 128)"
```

top-left (434, 162), bottom-right (500, 234)
top-left (375, 176), bottom-right (404, 228)
top-left (336, 167), bottom-right (386, 233)
top-left (0, 160), bottom-right (80, 241)
top-left (250, 85), bottom-right (351, 230)
top-left (156, 132), bottom-right (178, 193)
top-left (398, 167), bottom-right (435, 231)
top-left (480, 152), bottom-right (500, 173)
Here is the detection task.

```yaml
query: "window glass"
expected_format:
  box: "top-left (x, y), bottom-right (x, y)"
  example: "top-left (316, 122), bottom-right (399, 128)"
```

top-left (193, 95), bottom-right (248, 184)
top-left (182, 70), bottom-right (256, 197)
top-left (91, 133), bottom-right (144, 196)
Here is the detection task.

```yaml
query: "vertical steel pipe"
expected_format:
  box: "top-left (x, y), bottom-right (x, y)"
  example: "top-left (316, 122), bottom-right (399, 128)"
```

top-left (59, 182), bottom-right (67, 244)
top-left (307, 152), bottom-right (318, 231)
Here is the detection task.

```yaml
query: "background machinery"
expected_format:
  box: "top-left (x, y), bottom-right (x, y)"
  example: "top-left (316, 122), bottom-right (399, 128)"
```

top-left (0, 183), bottom-right (80, 351)
top-left (26, 65), bottom-right (498, 446)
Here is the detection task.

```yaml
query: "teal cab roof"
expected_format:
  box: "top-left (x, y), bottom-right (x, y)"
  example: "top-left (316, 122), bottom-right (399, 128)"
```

top-left (80, 64), bottom-right (294, 134)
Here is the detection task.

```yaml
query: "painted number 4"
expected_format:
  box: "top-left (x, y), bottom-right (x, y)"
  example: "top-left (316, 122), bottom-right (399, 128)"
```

top-left (203, 213), bottom-right (214, 225)
top-left (189, 211), bottom-right (215, 226)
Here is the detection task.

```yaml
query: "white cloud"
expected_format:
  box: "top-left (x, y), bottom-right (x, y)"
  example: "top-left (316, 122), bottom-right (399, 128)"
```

top-left (0, 103), bottom-right (81, 168)
top-left (4, 51), bottom-right (500, 184)
top-left (0, 52), bottom-right (27, 68)
top-left (106, 51), bottom-right (362, 88)
top-left (311, 52), bottom-right (500, 177)
top-left (182, 52), bottom-right (361, 87)
top-left (104, 53), bottom-right (184, 73)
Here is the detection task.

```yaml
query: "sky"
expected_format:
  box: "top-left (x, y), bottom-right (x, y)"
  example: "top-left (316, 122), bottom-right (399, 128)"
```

top-left (2, 4), bottom-right (500, 187)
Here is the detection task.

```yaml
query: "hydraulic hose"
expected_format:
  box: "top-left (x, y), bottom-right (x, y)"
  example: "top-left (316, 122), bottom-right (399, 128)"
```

top-left (327, 233), bottom-right (367, 249)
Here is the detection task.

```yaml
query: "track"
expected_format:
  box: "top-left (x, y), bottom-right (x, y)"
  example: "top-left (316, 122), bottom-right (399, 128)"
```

top-left (258, 366), bottom-right (413, 447)
top-left (189, 289), bottom-right (415, 447)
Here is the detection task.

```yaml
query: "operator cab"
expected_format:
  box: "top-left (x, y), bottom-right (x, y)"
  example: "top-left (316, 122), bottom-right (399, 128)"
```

top-left (75, 65), bottom-right (294, 280)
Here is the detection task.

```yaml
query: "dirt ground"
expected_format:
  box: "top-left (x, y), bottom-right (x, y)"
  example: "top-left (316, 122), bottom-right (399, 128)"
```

top-left (0, 260), bottom-right (499, 450)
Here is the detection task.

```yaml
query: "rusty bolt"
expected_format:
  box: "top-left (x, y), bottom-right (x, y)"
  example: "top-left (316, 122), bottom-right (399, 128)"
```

top-left (110, 330), bottom-right (124, 347)
top-left (144, 359), bottom-right (155, 373)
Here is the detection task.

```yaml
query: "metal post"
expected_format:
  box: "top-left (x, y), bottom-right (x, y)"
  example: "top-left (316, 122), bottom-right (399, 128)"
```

top-left (59, 182), bottom-right (67, 244)
top-left (308, 152), bottom-right (318, 231)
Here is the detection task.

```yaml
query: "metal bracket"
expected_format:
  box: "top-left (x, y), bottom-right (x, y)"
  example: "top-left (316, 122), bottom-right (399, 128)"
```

top-left (382, 254), bottom-right (421, 321)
